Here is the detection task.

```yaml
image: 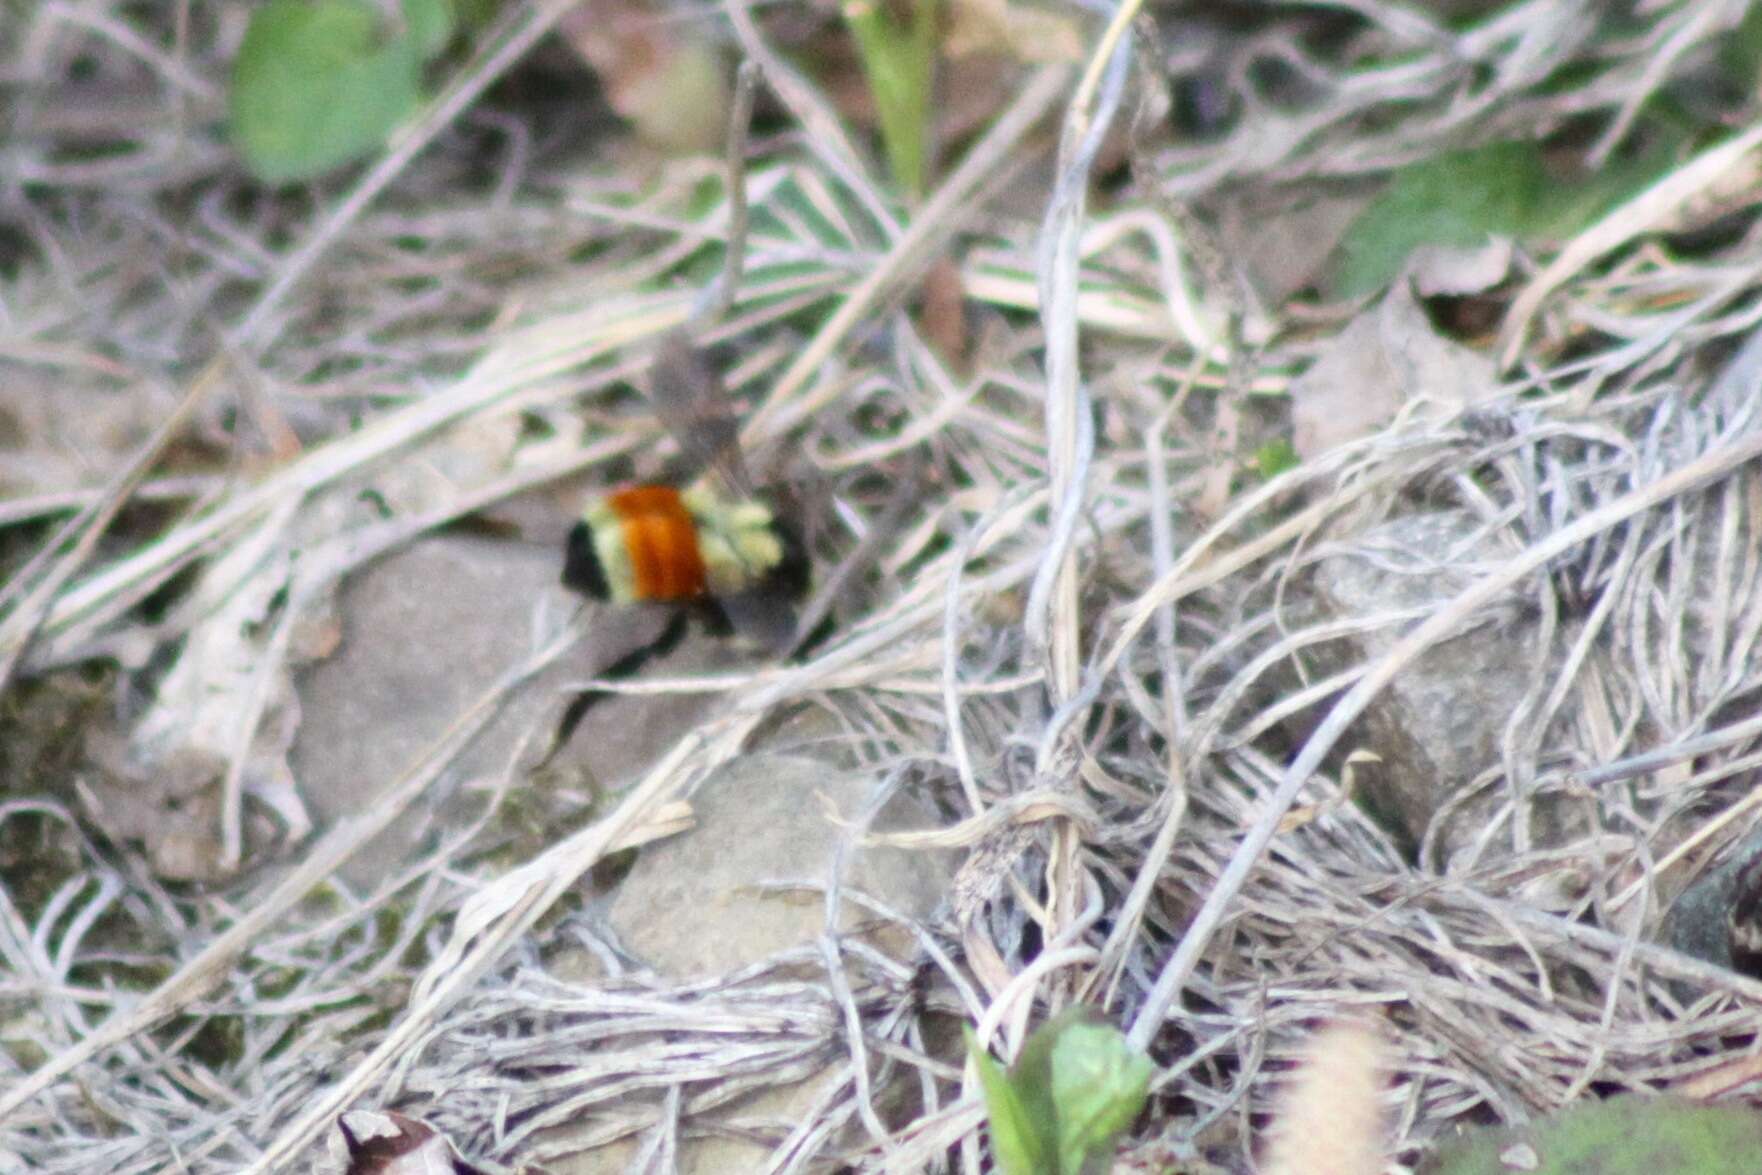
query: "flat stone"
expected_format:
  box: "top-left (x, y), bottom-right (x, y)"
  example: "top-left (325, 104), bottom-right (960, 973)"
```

top-left (1308, 510), bottom-right (1586, 864)
top-left (606, 749), bottom-right (953, 979)
top-left (538, 1070), bottom-right (846, 1175)
top-left (1661, 825), bottom-right (1762, 979)
top-left (292, 535), bottom-right (720, 887)
top-left (524, 719), bottom-right (956, 1174)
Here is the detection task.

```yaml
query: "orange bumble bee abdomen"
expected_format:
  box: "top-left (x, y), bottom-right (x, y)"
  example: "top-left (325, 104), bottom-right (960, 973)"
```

top-left (607, 485), bottom-right (707, 601)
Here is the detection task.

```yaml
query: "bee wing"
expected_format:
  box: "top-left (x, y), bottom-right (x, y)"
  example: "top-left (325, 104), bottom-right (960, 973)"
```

top-left (713, 588), bottom-right (799, 654)
top-left (648, 329), bottom-right (755, 498)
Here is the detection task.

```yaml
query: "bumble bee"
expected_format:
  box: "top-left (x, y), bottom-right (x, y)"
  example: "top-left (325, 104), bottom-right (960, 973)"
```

top-left (561, 330), bottom-right (809, 651)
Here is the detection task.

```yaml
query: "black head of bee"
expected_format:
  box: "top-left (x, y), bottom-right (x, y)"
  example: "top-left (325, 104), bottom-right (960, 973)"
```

top-left (562, 520), bottom-right (610, 600)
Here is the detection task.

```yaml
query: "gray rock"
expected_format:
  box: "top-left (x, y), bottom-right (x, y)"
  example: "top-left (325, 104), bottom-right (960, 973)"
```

top-left (292, 535), bottom-right (719, 888)
top-left (539, 744), bottom-right (954, 1173)
top-left (1308, 510), bottom-right (1583, 864)
top-left (301, 536), bottom-right (955, 1172)
top-left (538, 1072), bottom-right (849, 1175)
top-left (606, 749), bottom-right (953, 979)
top-left (1661, 826), bottom-right (1762, 976)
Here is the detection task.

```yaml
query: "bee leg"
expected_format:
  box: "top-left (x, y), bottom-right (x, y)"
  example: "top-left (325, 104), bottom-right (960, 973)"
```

top-left (791, 611), bottom-right (839, 661)
top-left (694, 598), bottom-right (735, 639)
top-left (548, 609), bottom-right (693, 757)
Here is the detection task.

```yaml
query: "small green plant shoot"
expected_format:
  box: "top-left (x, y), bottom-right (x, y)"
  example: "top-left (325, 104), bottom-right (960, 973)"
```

top-left (841, 0), bottom-right (938, 200)
top-left (968, 1006), bottom-right (1153, 1175)
top-left (1255, 438), bottom-right (1300, 480)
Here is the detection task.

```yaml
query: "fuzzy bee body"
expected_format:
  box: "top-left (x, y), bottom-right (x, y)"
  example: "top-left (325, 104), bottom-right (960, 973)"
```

top-left (564, 483), bottom-right (808, 608)
top-left (561, 330), bottom-right (810, 652)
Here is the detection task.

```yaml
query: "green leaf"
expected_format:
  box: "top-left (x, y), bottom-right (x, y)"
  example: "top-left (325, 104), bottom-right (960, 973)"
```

top-left (970, 1009), bottom-right (1153, 1175)
top-left (401, 0), bottom-right (456, 60)
top-left (1334, 142), bottom-right (1547, 299)
top-left (1332, 139), bottom-right (1674, 299)
top-left (968, 1027), bottom-right (1051, 1175)
top-left (1422, 1096), bottom-right (1762, 1175)
top-left (1048, 1016), bottom-right (1153, 1174)
top-left (230, 0), bottom-right (423, 184)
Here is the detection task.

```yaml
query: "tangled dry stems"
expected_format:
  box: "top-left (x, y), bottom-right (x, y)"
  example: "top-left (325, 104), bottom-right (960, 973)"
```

top-left (6, 0), bottom-right (1762, 1171)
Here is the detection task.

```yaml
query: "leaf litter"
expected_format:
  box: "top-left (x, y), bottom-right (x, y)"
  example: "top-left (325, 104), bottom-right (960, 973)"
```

top-left (6, 1), bottom-right (1762, 1171)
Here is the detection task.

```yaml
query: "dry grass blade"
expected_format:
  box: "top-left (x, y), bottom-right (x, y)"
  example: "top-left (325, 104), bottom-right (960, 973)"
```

top-left (242, 709), bottom-right (765, 1172)
top-left (13, 2), bottom-right (1762, 1171)
top-left (1498, 118), bottom-right (1762, 368)
top-left (11, 294), bottom-right (682, 671)
top-left (721, 0), bottom-right (900, 241)
top-left (0, 618), bottom-right (585, 1122)
top-left (0, 369), bottom-right (215, 692)
top-left (230, 0), bottom-right (582, 351)
top-left (742, 63), bottom-right (1071, 445)
top-left (1129, 422), bottom-right (1762, 1052)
